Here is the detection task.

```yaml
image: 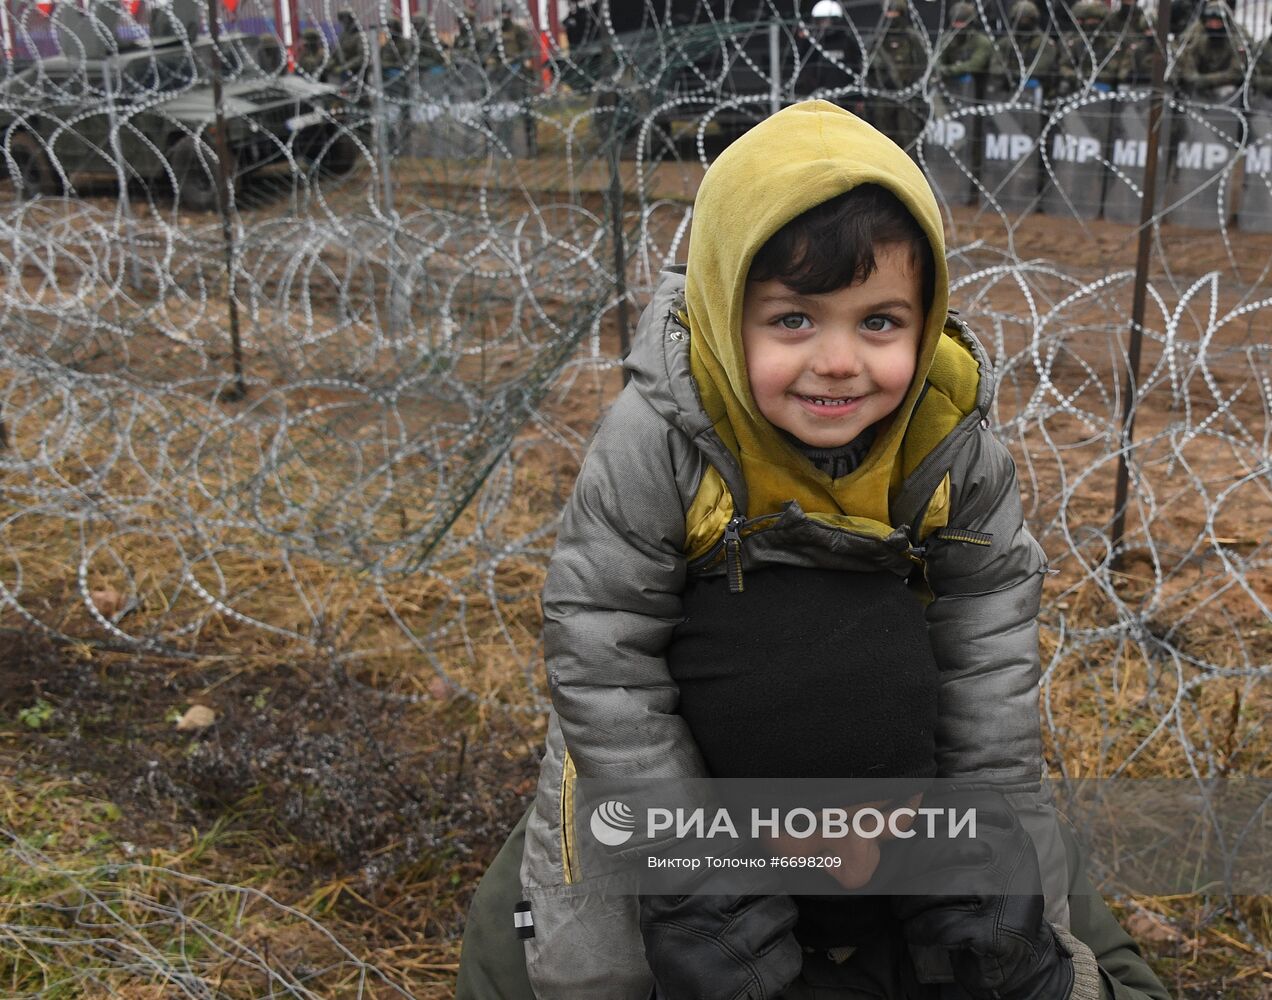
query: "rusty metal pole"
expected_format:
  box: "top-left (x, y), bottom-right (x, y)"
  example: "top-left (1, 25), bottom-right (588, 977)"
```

top-left (102, 50), bottom-right (142, 292)
top-left (608, 140), bottom-right (631, 383)
top-left (1110, 0), bottom-right (1174, 571)
top-left (205, 0), bottom-right (246, 401)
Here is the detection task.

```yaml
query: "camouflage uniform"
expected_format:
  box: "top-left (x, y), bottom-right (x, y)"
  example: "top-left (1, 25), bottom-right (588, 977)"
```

top-left (491, 8), bottom-right (535, 74)
top-left (1100, 1), bottom-right (1158, 85)
top-left (867, 0), bottom-right (927, 92)
top-left (1255, 37), bottom-right (1272, 101)
top-left (1116, 19), bottom-right (1163, 87)
top-left (297, 28), bottom-right (326, 80)
top-left (1058, 0), bottom-right (1121, 94)
top-left (866, 0), bottom-right (927, 150)
top-left (935, 2), bottom-right (994, 87)
top-left (491, 7), bottom-right (538, 156)
top-left (1106, 0), bottom-right (1150, 37)
top-left (412, 16), bottom-right (447, 75)
top-left (1173, 1), bottom-right (1249, 99)
top-left (379, 18), bottom-right (412, 77)
top-left (451, 3), bottom-right (486, 67)
top-left (992, 1), bottom-right (1060, 98)
top-left (333, 9), bottom-right (367, 83)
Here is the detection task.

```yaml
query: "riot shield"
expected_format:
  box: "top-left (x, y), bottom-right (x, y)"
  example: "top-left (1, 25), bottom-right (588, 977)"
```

top-left (1042, 92), bottom-right (1114, 220)
top-left (1102, 91), bottom-right (1172, 225)
top-left (1164, 99), bottom-right (1243, 230)
top-left (978, 90), bottom-right (1044, 215)
top-left (920, 76), bottom-right (978, 209)
top-left (1238, 97), bottom-right (1272, 234)
top-left (411, 56), bottom-right (487, 159)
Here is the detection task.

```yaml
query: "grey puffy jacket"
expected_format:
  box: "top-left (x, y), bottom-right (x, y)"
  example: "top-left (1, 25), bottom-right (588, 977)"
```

top-left (518, 269), bottom-right (1069, 999)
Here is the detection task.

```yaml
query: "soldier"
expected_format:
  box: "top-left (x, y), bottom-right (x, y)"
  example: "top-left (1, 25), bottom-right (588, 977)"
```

top-left (992, 0), bottom-right (1060, 99)
top-left (1116, 18), bottom-right (1163, 88)
top-left (490, 5), bottom-right (538, 156)
top-left (256, 32), bottom-right (284, 75)
top-left (1057, 0), bottom-right (1120, 95)
top-left (297, 27), bottom-right (327, 80)
top-left (935, 2), bottom-right (994, 90)
top-left (867, 0), bottom-right (926, 93)
top-left (379, 17), bottom-right (412, 82)
top-left (411, 16), bottom-right (447, 76)
top-left (866, 0), bottom-right (927, 149)
top-left (1173, 1), bottom-right (1249, 101)
top-left (491, 4), bottom-right (535, 76)
top-left (1107, 0), bottom-right (1150, 37)
top-left (795, 0), bottom-right (864, 98)
top-left (333, 8), bottom-right (368, 85)
top-left (452, 0), bottom-right (485, 67)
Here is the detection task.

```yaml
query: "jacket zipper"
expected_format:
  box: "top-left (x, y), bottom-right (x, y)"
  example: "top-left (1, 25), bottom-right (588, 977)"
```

top-left (691, 508), bottom-right (929, 593)
top-left (723, 515), bottom-right (745, 593)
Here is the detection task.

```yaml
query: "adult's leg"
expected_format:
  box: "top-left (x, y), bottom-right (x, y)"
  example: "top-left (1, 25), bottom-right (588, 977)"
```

top-left (455, 808), bottom-right (538, 1000)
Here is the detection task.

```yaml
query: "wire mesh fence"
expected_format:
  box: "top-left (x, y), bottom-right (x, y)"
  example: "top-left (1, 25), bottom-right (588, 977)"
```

top-left (0, 0), bottom-right (1269, 993)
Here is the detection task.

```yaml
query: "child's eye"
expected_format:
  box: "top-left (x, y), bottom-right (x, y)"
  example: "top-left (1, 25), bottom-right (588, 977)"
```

top-left (776, 313), bottom-right (812, 331)
top-left (863, 315), bottom-right (899, 333)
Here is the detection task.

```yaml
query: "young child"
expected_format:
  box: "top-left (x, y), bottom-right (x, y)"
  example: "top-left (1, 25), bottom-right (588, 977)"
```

top-left (456, 101), bottom-right (1170, 1000)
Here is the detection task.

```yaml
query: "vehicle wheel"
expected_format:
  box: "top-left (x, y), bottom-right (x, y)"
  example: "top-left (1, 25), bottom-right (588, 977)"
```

top-left (7, 132), bottom-right (58, 198)
top-left (170, 135), bottom-right (229, 213)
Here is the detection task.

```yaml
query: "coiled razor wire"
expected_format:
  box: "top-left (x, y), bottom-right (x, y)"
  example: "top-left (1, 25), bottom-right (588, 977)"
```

top-left (0, 0), bottom-right (1269, 990)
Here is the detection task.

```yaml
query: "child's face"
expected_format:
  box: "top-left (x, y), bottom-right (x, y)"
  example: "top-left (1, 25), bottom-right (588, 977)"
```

top-left (741, 243), bottom-right (925, 450)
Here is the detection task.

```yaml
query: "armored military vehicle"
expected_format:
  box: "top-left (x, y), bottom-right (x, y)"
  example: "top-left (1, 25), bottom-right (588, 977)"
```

top-left (0, 0), bottom-right (358, 209)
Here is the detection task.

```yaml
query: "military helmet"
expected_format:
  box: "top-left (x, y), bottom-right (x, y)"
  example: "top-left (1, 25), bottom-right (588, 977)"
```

top-left (1072, 0), bottom-right (1106, 21)
top-left (337, 7), bottom-right (356, 23)
top-left (1202, 1), bottom-right (1227, 18)
top-left (387, 16), bottom-right (402, 32)
top-left (884, 0), bottom-right (908, 12)
top-left (302, 27), bottom-right (320, 39)
top-left (950, 2), bottom-right (976, 23)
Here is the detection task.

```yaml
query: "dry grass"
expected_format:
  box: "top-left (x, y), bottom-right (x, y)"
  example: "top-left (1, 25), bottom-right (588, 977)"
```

top-left (1, 164), bottom-right (1269, 996)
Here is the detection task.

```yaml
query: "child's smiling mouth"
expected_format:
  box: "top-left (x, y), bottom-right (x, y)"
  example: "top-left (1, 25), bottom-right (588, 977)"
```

top-left (795, 393), bottom-right (864, 414)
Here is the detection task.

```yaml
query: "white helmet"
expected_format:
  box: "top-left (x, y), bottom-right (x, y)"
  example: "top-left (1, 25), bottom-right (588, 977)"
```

top-left (811, 0), bottom-right (845, 17)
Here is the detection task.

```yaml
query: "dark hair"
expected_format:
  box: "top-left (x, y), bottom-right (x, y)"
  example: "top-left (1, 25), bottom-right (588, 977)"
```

top-left (748, 185), bottom-right (935, 313)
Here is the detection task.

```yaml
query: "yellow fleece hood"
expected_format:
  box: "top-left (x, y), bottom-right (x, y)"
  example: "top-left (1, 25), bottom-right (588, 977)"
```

top-left (685, 101), bottom-right (954, 528)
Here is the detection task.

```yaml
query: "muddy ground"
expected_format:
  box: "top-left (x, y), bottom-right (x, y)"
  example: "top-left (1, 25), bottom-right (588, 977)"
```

top-left (1, 153), bottom-right (1269, 996)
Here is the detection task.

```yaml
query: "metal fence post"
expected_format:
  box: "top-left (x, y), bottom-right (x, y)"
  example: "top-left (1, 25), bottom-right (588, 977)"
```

top-left (205, 0), bottom-right (246, 402)
top-left (1111, 0), bottom-right (1174, 569)
top-left (609, 141), bottom-right (631, 382)
top-left (368, 24), bottom-right (407, 338)
top-left (102, 54), bottom-right (141, 292)
top-left (768, 19), bottom-right (781, 117)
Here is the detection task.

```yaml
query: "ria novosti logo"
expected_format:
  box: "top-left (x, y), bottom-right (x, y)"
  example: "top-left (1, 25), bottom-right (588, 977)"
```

top-left (587, 803), bottom-right (980, 844)
top-left (589, 800), bottom-right (637, 846)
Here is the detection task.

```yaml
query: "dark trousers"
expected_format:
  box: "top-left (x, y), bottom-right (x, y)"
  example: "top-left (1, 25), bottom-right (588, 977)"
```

top-left (456, 808), bottom-right (957, 999)
top-left (455, 809), bottom-right (538, 1000)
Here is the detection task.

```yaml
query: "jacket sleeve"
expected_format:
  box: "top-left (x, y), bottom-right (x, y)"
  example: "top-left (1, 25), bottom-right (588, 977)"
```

top-left (923, 421), bottom-right (1073, 925)
top-left (542, 383), bottom-right (709, 787)
top-left (1060, 825), bottom-right (1174, 1000)
top-left (924, 422), bottom-right (1046, 789)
